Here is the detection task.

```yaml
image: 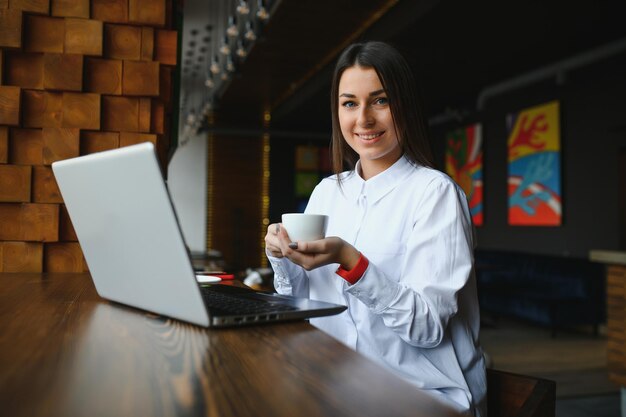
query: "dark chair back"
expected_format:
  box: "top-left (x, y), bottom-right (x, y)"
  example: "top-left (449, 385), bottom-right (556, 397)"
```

top-left (487, 368), bottom-right (556, 417)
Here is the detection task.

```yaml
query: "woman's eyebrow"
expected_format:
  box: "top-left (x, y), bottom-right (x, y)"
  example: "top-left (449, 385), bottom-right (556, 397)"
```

top-left (339, 89), bottom-right (386, 98)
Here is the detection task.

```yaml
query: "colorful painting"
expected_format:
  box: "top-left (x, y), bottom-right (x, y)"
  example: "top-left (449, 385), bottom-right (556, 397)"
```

top-left (507, 101), bottom-right (561, 226)
top-left (445, 123), bottom-right (483, 226)
top-left (294, 172), bottom-right (318, 197)
top-left (295, 146), bottom-right (319, 170)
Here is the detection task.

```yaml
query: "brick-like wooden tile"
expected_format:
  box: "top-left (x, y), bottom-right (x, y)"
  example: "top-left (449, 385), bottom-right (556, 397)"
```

top-left (102, 96), bottom-right (139, 132)
top-left (84, 58), bottom-right (122, 95)
top-left (139, 98), bottom-right (151, 132)
top-left (151, 99), bottom-right (164, 134)
top-left (129, 0), bottom-right (165, 26)
top-left (0, 203), bottom-right (59, 241)
top-left (22, 90), bottom-right (63, 128)
top-left (24, 15), bottom-right (65, 53)
top-left (59, 204), bottom-right (77, 241)
top-left (0, 0), bottom-right (8, 8)
top-left (65, 17), bottom-right (103, 56)
top-left (154, 29), bottom-right (177, 65)
top-left (120, 131), bottom-right (157, 147)
top-left (123, 60), bottom-right (159, 96)
top-left (8, 0), bottom-right (49, 14)
top-left (43, 53), bottom-right (83, 91)
top-left (42, 127), bottom-right (79, 165)
top-left (92, 0), bottom-right (127, 23)
top-left (4, 51), bottom-right (43, 89)
top-left (9, 128), bottom-right (43, 165)
top-left (0, 85), bottom-right (21, 125)
top-left (44, 242), bottom-right (87, 272)
top-left (0, 241), bottom-right (43, 272)
top-left (0, 165), bottom-right (31, 202)
top-left (141, 27), bottom-right (154, 61)
top-left (0, 8), bottom-right (22, 48)
top-left (32, 165), bottom-right (62, 203)
top-left (80, 130), bottom-right (119, 155)
top-left (104, 24), bottom-right (141, 60)
top-left (0, 127), bottom-right (7, 163)
top-left (62, 92), bottom-right (100, 130)
top-left (159, 66), bottom-right (172, 109)
top-left (51, 0), bottom-right (89, 18)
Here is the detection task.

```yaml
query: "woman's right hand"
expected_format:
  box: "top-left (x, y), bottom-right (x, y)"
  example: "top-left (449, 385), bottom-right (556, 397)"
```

top-left (265, 223), bottom-right (284, 258)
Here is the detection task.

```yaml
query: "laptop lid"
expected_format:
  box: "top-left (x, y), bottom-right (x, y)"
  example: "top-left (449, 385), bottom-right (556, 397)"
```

top-left (52, 143), bottom-right (347, 328)
top-left (52, 142), bottom-right (210, 327)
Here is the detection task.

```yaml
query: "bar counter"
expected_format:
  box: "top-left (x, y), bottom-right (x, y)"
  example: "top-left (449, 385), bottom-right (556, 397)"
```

top-left (0, 273), bottom-right (459, 417)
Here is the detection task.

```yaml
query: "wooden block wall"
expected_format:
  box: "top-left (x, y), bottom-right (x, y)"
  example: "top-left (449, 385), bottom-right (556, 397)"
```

top-left (607, 265), bottom-right (626, 386)
top-left (0, 0), bottom-right (177, 272)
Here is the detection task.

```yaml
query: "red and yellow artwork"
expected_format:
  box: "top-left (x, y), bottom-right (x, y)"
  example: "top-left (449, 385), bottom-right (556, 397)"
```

top-left (507, 101), bottom-right (561, 226)
top-left (445, 124), bottom-right (483, 226)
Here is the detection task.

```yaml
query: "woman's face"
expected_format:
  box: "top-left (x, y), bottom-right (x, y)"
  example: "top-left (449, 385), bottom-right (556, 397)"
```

top-left (338, 65), bottom-right (402, 179)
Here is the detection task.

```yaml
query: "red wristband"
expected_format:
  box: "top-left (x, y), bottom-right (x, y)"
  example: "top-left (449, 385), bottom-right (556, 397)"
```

top-left (336, 253), bottom-right (369, 285)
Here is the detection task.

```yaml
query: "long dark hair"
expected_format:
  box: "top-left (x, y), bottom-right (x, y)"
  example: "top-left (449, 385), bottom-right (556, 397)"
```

top-left (330, 41), bottom-right (434, 178)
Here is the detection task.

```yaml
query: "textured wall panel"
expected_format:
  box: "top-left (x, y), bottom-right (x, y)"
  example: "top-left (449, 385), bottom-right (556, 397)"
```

top-left (91, 0), bottom-right (127, 23)
top-left (0, 203), bottom-right (59, 241)
top-left (65, 17), bottom-right (103, 56)
top-left (0, 164), bottom-right (31, 202)
top-left (32, 165), bottom-right (62, 203)
top-left (0, 9), bottom-right (22, 48)
top-left (51, 0), bottom-right (89, 18)
top-left (21, 89), bottom-right (62, 128)
top-left (42, 127), bottom-right (79, 164)
top-left (80, 130), bottom-right (119, 154)
top-left (5, 51), bottom-right (42, 89)
top-left (61, 92), bottom-right (100, 129)
top-left (24, 15), bottom-right (64, 53)
top-left (0, 241), bottom-right (43, 272)
top-left (104, 23), bottom-right (141, 60)
top-left (9, 128), bottom-right (43, 164)
top-left (85, 58), bottom-right (122, 94)
top-left (43, 53), bottom-right (83, 91)
top-left (0, 85), bottom-right (21, 125)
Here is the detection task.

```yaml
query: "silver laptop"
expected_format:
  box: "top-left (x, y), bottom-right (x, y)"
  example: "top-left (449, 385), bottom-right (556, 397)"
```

top-left (52, 142), bottom-right (346, 327)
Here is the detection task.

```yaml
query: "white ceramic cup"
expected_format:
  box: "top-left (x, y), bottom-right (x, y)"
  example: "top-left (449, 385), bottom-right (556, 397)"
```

top-left (281, 213), bottom-right (329, 242)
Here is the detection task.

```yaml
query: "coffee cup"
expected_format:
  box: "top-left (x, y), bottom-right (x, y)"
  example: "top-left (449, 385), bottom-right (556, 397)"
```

top-left (281, 213), bottom-right (329, 242)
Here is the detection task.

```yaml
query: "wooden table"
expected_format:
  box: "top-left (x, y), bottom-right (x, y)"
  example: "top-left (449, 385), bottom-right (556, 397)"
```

top-left (0, 273), bottom-right (459, 417)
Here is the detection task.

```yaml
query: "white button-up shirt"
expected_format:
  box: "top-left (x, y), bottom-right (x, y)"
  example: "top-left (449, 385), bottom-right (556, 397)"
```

top-left (267, 155), bottom-right (486, 417)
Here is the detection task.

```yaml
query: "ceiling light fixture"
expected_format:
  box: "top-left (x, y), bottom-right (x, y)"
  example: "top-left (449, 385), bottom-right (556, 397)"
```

top-left (226, 15), bottom-right (239, 37)
top-left (244, 21), bottom-right (256, 41)
top-left (210, 55), bottom-right (220, 74)
top-left (236, 0), bottom-right (250, 16)
top-left (219, 36), bottom-right (231, 55)
top-left (256, 0), bottom-right (269, 21)
top-left (236, 40), bottom-right (247, 58)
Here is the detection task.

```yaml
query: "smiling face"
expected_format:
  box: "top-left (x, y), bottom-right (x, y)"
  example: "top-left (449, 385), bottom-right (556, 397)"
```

top-left (338, 65), bottom-right (402, 180)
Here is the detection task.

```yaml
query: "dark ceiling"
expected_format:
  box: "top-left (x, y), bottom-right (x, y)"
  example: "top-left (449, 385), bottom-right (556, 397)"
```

top-left (213, 0), bottom-right (626, 134)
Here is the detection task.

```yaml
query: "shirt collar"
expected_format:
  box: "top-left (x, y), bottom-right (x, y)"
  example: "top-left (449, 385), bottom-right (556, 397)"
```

top-left (344, 155), bottom-right (417, 204)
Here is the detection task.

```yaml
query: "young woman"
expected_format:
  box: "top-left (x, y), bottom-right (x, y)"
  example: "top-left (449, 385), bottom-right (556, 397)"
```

top-left (265, 41), bottom-right (486, 416)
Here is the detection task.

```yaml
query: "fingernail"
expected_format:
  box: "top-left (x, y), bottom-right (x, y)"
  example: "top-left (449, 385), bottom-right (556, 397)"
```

top-left (275, 224), bottom-right (280, 234)
top-left (288, 242), bottom-right (298, 249)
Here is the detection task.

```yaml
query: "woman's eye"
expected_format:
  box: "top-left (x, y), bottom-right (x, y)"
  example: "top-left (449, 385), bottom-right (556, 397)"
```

top-left (341, 101), bottom-right (356, 108)
top-left (374, 97), bottom-right (388, 105)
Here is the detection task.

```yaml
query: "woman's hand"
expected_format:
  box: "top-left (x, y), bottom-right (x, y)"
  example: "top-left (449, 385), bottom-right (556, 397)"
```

top-left (271, 224), bottom-right (360, 271)
top-left (265, 223), bottom-right (285, 258)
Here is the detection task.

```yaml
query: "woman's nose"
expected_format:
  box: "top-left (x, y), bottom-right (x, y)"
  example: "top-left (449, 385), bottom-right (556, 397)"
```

top-left (357, 106), bottom-right (375, 127)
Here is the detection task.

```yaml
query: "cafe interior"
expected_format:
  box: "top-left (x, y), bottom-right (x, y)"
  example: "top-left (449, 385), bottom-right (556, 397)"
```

top-left (2, 0), bottom-right (626, 416)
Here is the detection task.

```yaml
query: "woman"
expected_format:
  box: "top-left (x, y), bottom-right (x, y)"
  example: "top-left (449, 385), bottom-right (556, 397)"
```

top-left (265, 41), bottom-right (486, 416)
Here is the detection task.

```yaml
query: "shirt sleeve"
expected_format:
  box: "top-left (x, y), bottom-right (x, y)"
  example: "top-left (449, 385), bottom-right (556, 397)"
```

top-left (267, 250), bottom-right (309, 297)
top-left (346, 178), bottom-right (475, 348)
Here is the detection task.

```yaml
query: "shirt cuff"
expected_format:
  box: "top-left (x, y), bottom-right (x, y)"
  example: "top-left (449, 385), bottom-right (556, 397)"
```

top-left (346, 264), bottom-right (401, 314)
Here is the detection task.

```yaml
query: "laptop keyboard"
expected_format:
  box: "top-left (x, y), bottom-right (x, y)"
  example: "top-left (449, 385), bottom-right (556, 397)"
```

top-left (200, 286), bottom-right (297, 315)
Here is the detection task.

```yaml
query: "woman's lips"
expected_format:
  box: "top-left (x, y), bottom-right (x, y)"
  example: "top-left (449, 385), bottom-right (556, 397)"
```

top-left (355, 131), bottom-right (384, 140)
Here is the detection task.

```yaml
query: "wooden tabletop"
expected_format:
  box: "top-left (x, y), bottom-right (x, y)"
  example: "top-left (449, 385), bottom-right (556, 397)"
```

top-left (0, 273), bottom-right (460, 417)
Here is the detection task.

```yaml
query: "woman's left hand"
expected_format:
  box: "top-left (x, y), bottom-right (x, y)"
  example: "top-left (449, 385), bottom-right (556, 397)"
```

top-left (277, 225), bottom-right (360, 271)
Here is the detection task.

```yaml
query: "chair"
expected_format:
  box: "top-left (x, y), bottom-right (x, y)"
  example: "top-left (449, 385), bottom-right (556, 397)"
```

top-left (487, 368), bottom-right (556, 417)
